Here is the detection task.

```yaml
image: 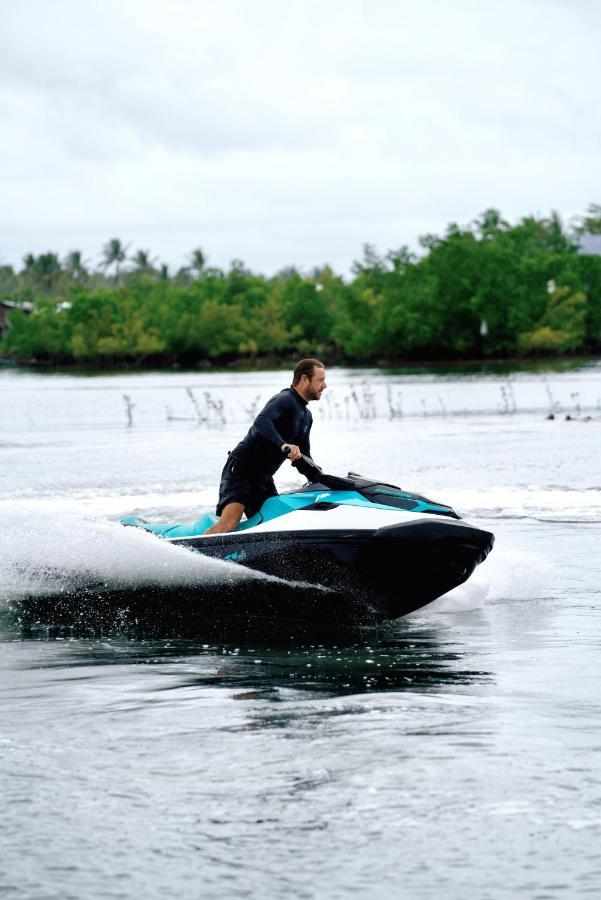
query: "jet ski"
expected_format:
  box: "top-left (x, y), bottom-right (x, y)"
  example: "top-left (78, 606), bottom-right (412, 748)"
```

top-left (121, 456), bottom-right (494, 625)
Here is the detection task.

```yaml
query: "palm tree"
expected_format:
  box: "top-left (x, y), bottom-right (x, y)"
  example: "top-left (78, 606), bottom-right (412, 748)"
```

top-left (101, 238), bottom-right (128, 283)
top-left (22, 252), bottom-right (62, 292)
top-left (131, 248), bottom-right (157, 274)
top-left (64, 250), bottom-right (89, 281)
top-left (575, 204), bottom-right (601, 236)
top-left (473, 209), bottom-right (509, 239)
top-left (22, 253), bottom-right (36, 275)
top-left (188, 247), bottom-right (206, 278)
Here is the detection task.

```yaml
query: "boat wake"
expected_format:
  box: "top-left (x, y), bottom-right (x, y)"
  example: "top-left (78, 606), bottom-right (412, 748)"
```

top-left (0, 502), bottom-right (346, 636)
top-left (431, 541), bottom-right (550, 614)
top-left (0, 504), bottom-right (264, 606)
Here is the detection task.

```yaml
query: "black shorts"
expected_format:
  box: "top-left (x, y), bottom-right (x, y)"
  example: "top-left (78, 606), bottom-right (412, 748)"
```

top-left (216, 454), bottom-right (277, 519)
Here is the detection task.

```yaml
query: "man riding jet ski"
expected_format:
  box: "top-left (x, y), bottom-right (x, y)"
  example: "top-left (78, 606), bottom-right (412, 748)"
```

top-left (204, 357), bottom-right (327, 535)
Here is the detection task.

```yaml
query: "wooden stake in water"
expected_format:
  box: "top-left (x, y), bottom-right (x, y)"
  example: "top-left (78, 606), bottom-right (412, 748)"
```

top-left (123, 394), bottom-right (135, 427)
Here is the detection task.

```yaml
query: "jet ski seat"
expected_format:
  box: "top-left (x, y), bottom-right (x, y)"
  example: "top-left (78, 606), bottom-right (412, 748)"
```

top-left (121, 512), bottom-right (219, 538)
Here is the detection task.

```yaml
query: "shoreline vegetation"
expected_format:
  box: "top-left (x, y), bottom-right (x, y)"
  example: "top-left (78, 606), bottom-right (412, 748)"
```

top-left (1, 206), bottom-right (601, 369)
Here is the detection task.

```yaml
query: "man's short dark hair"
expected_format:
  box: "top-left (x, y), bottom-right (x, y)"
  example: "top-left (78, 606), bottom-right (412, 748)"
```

top-left (292, 358), bottom-right (324, 385)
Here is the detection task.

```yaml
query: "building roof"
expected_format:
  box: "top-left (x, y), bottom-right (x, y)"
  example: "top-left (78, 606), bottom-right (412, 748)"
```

top-left (0, 299), bottom-right (33, 312)
top-left (579, 233), bottom-right (601, 255)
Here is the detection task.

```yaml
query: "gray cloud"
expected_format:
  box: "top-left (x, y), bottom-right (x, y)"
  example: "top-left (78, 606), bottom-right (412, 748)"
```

top-left (1, 0), bottom-right (600, 274)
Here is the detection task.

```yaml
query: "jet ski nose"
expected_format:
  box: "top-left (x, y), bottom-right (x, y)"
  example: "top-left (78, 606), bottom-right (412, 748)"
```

top-left (371, 518), bottom-right (495, 605)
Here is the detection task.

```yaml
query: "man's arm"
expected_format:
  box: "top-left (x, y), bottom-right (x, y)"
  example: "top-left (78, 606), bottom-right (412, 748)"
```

top-left (252, 392), bottom-right (294, 448)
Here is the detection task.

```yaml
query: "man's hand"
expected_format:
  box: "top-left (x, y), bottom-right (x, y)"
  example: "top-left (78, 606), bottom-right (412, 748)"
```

top-left (281, 443), bottom-right (302, 461)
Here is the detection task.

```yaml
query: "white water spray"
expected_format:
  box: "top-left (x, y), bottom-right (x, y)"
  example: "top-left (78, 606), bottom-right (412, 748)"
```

top-left (0, 502), bottom-right (259, 604)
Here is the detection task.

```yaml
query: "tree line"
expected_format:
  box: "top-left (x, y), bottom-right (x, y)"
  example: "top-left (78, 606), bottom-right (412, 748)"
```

top-left (1, 206), bottom-right (601, 366)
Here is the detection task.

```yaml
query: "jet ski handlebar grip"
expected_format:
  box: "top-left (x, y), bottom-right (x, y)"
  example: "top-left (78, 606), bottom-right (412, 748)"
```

top-left (292, 454), bottom-right (322, 481)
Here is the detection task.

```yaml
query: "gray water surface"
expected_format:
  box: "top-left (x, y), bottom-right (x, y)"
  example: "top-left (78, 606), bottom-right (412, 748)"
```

top-left (1, 364), bottom-right (601, 898)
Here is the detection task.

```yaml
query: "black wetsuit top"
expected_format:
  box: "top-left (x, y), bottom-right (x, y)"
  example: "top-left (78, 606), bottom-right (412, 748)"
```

top-left (232, 387), bottom-right (312, 477)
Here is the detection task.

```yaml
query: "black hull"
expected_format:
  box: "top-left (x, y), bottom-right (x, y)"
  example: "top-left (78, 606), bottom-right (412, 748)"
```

top-left (173, 517), bottom-right (494, 622)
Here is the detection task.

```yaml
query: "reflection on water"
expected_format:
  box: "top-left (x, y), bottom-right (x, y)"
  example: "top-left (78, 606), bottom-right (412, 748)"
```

top-left (1, 627), bottom-right (490, 701)
top-left (155, 635), bottom-right (489, 698)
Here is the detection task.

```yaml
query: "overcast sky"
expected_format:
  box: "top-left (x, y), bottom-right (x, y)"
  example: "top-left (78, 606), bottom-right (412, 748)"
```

top-left (1, 0), bottom-right (600, 275)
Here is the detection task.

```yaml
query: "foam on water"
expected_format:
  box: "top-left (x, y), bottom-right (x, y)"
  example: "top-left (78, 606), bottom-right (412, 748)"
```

top-left (0, 501), bottom-right (260, 604)
top-left (433, 538), bottom-right (551, 613)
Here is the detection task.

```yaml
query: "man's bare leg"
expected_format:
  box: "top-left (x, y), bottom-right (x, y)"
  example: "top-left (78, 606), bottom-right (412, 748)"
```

top-left (204, 502), bottom-right (245, 535)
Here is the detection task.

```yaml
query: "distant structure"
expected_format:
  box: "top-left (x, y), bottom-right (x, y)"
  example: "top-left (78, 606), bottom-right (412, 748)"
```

top-left (0, 299), bottom-right (32, 339)
top-left (579, 233), bottom-right (601, 256)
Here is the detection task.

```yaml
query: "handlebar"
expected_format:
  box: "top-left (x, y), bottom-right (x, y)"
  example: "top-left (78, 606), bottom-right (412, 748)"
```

top-left (284, 449), bottom-right (351, 490)
top-left (291, 453), bottom-right (323, 482)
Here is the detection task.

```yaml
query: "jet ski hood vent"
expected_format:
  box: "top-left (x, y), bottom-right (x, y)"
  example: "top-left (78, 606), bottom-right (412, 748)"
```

top-left (292, 456), bottom-right (460, 519)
